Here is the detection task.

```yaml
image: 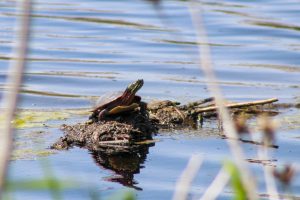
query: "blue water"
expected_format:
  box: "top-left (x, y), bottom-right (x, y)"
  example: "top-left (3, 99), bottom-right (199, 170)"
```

top-left (1, 0), bottom-right (300, 199)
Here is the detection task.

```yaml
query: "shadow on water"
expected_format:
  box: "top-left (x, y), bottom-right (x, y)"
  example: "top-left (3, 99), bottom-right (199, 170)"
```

top-left (90, 143), bottom-right (155, 191)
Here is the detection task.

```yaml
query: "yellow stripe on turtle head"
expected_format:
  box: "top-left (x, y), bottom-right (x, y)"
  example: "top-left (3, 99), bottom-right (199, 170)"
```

top-left (108, 103), bottom-right (139, 115)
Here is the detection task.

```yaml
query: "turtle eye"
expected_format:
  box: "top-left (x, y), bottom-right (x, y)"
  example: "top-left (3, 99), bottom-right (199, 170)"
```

top-left (138, 79), bottom-right (144, 85)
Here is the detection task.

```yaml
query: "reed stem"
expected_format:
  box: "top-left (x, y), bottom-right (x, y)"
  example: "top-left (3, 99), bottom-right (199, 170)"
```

top-left (188, 1), bottom-right (258, 199)
top-left (0, 0), bottom-right (32, 195)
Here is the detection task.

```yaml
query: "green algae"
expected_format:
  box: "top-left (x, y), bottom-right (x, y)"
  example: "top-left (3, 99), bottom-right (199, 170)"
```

top-left (12, 130), bottom-right (55, 160)
top-left (11, 149), bottom-right (55, 161)
top-left (4, 109), bottom-right (90, 160)
top-left (279, 111), bottom-right (300, 131)
top-left (12, 109), bottom-right (90, 129)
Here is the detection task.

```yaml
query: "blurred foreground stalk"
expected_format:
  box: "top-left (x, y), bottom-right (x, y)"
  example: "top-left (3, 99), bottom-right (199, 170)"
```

top-left (173, 155), bottom-right (203, 200)
top-left (0, 0), bottom-right (32, 196)
top-left (188, 1), bottom-right (258, 199)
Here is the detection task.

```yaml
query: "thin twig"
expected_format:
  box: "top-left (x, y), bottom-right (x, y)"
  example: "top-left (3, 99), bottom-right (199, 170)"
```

top-left (194, 98), bottom-right (278, 114)
top-left (172, 155), bottom-right (203, 200)
top-left (199, 166), bottom-right (230, 200)
top-left (188, 1), bottom-right (258, 199)
top-left (98, 140), bottom-right (130, 145)
top-left (0, 0), bottom-right (32, 194)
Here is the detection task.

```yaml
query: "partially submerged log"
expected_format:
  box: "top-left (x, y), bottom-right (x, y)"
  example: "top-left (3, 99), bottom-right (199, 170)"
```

top-left (52, 108), bottom-right (157, 152)
top-left (52, 97), bottom-right (281, 153)
top-left (193, 98), bottom-right (278, 114)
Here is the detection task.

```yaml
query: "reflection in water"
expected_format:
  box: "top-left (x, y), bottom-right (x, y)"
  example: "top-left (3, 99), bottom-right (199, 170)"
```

top-left (90, 143), bottom-right (155, 190)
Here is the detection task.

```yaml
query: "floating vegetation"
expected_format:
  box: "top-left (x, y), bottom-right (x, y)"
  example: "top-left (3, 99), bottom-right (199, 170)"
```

top-left (279, 111), bottom-right (300, 131)
top-left (11, 148), bottom-right (55, 161)
top-left (0, 109), bottom-right (90, 160)
top-left (11, 109), bottom-right (89, 129)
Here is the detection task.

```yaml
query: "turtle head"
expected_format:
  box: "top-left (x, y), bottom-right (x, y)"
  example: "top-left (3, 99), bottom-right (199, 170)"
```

top-left (120, 79), bottom-right (144, 106)
top-left (127, 79), bottom-right (144, 95)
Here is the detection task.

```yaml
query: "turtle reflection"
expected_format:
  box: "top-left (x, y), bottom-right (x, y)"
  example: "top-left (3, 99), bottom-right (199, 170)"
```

top-left (90, 143), bottom-right (154, 190)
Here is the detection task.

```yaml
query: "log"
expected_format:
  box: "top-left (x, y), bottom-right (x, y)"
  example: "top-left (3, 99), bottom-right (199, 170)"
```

top-left (179, 97), bottom-right (214, 109)
top-left (194, 98), bottom-right (278, 114)
top-left (97, 140), bottom-right (130, 145)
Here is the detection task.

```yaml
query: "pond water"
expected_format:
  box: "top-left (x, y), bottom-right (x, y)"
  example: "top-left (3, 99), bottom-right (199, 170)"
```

top-left (1, 0), bottom-right (300, 199)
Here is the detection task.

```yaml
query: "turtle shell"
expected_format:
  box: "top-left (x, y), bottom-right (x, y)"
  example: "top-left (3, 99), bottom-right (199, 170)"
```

top-left (92, 91), bottom-right (123, 112)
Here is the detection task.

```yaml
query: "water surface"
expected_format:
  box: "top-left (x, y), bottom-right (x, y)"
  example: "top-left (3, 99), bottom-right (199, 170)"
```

top-left (1, 0), bottom-right (300, 199)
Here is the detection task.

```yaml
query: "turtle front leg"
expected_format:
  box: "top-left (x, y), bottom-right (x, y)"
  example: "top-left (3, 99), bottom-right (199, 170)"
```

top-left (88, 111), bottom-right (98, 123)
top-left (98, 109), bottom-right (109, 121)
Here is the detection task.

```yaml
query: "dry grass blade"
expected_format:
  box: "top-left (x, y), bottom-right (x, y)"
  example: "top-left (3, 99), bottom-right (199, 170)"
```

top-left (256, 116), bottom-right (280, 199)
top-left (199, 166), bottom-right (230, 200)
top-left (0, 0), bottom-right (32, 195)
top-left (259, 148), bottom-right (280, 200)
top-left (187, 1), bottom-right (258, 199)
top-left (172, 155), bottom-right (203, 200)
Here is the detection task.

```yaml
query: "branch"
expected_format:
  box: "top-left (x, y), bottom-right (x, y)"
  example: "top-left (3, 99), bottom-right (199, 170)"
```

top-left (188, 1), bottom-right (258, 199)
top-left (97, 140), bottom-right (130, 145)
top-left (194, 98), bottom-right (278, 114)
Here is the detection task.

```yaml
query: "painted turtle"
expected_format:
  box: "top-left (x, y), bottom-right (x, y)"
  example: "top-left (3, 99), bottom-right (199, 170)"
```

top-left (89, 79), bottom-right (144, 121)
